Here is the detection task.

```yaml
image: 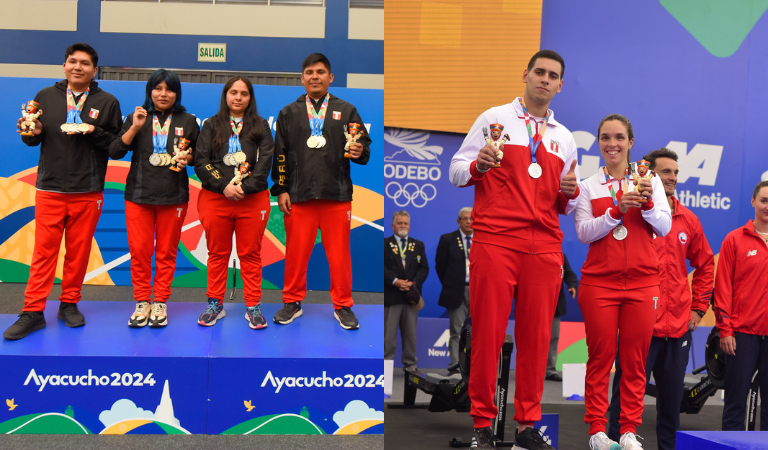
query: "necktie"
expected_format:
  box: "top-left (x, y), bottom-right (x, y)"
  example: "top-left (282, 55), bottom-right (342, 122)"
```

top-left (400, 238), bottom-right (407, 268)
top-left (466, 236), bottom-right (471, 251)
top-left (401, 238), bottom-right (406, 248)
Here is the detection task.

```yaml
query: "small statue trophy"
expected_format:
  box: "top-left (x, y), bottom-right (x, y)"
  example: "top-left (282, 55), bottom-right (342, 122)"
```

top-left (482, 123), bottom-right (509, 168)
top-left (169, 137), bottom-right (191, 172)
top-left (20, 101), bottom-right (42, 136)
top-left (344, 123), bottom-right (363, 158)
top-left (631, 159), bottom-right (654, 203)
top-left (230, 162), bottom-right (252, 185)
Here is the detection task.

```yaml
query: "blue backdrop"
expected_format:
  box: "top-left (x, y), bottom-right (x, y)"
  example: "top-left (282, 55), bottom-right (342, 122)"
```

top-left (385, 1), bottom-right (768, 318)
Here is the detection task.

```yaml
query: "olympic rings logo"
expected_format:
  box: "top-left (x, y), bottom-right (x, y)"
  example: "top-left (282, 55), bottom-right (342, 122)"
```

top-left (386, 182), bottom-right (437, 208)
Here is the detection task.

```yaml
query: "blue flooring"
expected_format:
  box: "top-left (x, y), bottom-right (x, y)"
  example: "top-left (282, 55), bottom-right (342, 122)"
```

top-left (677, 431), bottom-right (768, 450)
top-left (0, 301), bottom-right (383, 360)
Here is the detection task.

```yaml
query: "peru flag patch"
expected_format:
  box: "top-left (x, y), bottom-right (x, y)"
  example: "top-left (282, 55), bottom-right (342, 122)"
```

top-left (89, 109), bottom-right (99, 119)
top-left (175, 127), bottom-right (184, 136)
top-left (333, 111), bottom-right (341, 120)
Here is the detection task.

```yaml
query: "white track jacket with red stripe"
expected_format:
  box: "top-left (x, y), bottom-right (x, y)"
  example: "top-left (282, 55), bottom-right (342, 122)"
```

top-left (449, 98), bottom-right (580, 254)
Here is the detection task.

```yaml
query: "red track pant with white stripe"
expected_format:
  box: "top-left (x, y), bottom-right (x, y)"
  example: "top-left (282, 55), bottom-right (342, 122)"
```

top-left (23, 191), bottom-right (103, 312)
top-left (198, 189), bottom-right (270, 307)
top-left (283, 199), bottom-right (352, 309)
top-left (125, 201), bottom-right (187, 303)
top-left (579, 284), bottom-right (657, 435)
top-left (469, 243), bottom-right (562, 428)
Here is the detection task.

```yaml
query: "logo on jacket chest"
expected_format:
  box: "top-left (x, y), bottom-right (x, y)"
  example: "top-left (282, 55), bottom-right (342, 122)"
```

top-left (89, 108), bottom-right (99, 119)
top-left (333, 111), bottom-right (341, 120)
top-left (678, 231), bottom-right (688, 245)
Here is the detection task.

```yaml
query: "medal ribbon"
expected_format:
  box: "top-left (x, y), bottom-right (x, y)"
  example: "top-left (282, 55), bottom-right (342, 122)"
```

top-left (603, 166), bottom-right (630, 225)
top-left (228, 116), bottom-right (243, 154)
top-left (396, 238), bottom-right (407, 268)
top-left (305, 94), bottom-right (330, 138)
top-left (66, 87), bottom-right (90, 124)
top-left (519, 97), bottom-right (551, 165)
top-left (151, 114), bottom-right (173, 154)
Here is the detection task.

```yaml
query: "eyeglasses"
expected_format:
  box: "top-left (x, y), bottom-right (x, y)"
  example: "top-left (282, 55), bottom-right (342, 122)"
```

top-left (459, 218), bottom-right (473, 222)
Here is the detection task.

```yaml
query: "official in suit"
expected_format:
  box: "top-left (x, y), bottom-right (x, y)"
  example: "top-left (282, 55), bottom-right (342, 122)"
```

top-left (384, 210), bottom-right (429, 372)
top-left (435, 207), bottom-right (473, 370)
top-left (546, 253), bottom-right (578, 381)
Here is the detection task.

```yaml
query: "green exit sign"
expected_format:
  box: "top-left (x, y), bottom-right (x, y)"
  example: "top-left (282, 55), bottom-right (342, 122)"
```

top-left (198, 43), bottom-right (226, 62)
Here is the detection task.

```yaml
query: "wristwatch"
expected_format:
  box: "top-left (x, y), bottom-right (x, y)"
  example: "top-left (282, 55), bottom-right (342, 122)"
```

top-left (693, 309), bottom-right (706, 318)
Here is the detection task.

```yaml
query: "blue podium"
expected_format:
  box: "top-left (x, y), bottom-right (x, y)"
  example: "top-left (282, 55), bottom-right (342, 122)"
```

top-left (676, 431), bottom-right (768, 449)
top-left (0, 301), bottom-right (383, 435)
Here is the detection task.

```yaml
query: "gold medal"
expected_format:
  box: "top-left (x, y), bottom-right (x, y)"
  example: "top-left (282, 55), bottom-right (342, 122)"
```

top-left (149, 154), bottom-right (162, 166)
top-left (60, 124), bottom-right (69, 132)
top-left (317, 136), bottom-right (326, 148)
top-left (234, 152), bottom-right (246, 164)
top-left (307, 136), bottom-right (318, 148)
top-left (76, 123), bottom-right (90, 133)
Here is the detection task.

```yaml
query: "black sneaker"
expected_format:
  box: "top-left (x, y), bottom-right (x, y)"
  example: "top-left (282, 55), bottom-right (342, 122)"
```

top-left (470, 426), bottom-right (495, 449)
top-left (3, 312), bottom-right (46, 340)
top-left (334, 306), bottom-right (359, 330)
top-left (57, 302), bottom-right (85, 328)
top-left (273, 302), bottom-right (302, 325)
top-left (514, 427), bottom-right (554, 450)
top-left (198, 298), bottom-right (225, 326)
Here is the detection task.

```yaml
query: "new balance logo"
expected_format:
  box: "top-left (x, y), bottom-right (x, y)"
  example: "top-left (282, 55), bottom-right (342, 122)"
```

top-left (748, 250), bottom-right (758, 257)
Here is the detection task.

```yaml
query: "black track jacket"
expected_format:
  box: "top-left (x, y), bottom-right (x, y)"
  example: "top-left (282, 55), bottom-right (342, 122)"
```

top-left (22, 80), bottom-right (122, 193)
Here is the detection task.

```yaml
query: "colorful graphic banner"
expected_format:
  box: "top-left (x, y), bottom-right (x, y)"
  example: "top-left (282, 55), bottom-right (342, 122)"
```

top-left (0, 79), bottom-right (383, 292)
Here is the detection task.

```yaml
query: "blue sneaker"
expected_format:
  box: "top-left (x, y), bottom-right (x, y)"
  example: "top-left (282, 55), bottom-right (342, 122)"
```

top-left (245, 304), bottom-right (267, 330)
top-left (198, 299), bottom-right (225, 326)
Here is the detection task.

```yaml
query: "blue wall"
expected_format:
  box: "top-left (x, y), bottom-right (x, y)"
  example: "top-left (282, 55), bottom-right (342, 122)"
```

top-left (0, 0), bottom-right (383, 87)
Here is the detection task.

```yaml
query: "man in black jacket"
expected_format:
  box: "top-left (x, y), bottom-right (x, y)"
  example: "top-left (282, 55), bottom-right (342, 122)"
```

top-left (435, 207), bottom-right (473, 373)
top-left (385, 211), bottom-right (429, 372)
top-left (546, 254), bottom-right (578, 381)
top-left (3, 43), bottom-right (122, 340)
top-left (271, 53), bottom-right (371, 330)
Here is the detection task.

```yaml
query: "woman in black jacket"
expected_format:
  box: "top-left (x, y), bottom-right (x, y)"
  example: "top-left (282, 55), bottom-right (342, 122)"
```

top-left (110, 69), bottom-right (199, 328)
top-left (194, 76), bottom-right (274, 330)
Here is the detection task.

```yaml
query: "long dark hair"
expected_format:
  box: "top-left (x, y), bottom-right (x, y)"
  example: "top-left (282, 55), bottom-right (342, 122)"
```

top-left (211, 76), bottom-right (262, 151)
top-left (142, 69), bottom-right (186, 113)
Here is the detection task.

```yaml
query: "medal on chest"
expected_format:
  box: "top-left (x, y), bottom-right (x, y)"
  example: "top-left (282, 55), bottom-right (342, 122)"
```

top-left (306, 94), bottom-right (329, 148)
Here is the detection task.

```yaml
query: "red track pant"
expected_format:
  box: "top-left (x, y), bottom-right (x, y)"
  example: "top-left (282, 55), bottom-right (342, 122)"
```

top-left (198, 189), bottom-right (269, 307)
top-left (579, 284), bottom-right (657, 435)
top-left (125, 201), bottom-right (187, 303)
top-left (469, 243), bottom-right (562, 428)
top-left (23, 191), bottom-right (103, 312)
top-left (283, 199), bottom-right (352, 309)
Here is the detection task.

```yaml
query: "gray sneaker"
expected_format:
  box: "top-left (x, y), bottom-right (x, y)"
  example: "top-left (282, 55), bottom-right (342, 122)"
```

top-left (334, 306), bottom-right (359, 330)
top-left (273, 302), bottom-right (302, 325)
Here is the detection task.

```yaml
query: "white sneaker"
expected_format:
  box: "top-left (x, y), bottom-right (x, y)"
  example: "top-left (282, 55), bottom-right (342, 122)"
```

top-left (589, 432), bottom-right (621, 450)
top-left (128, 301), bottom-right (150, 327)
top-left (149, 302), bottom-right (168, 328)
top-left (619, 432), bottom-right (643, 450)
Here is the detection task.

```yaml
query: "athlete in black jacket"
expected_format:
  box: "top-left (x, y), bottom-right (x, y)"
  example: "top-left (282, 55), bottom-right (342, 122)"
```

top-left (270, 53), bottom-right (371, 330)
top-left (194, 77), bottom-right (274, 330)
top-left (4, 43), bottom-right (122, 340)
top-left (109, 69), bottom-right (200, 329)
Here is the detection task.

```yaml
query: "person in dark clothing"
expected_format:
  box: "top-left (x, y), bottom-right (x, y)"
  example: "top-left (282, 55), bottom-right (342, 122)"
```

top-left (546, 254), bottom-right (578, 382)
top-left (384, 210), bottom-right (429, 372)
top-left (193, 77), bottom-right (274, 330)
top-left (270, 53), bottom-right (371, 330)
top-left (4, 43), bottom-right (122, 340)
top-left (109, 69), bottom-right (200, 328)
top-left (435, 207), bottom-right (473, 372)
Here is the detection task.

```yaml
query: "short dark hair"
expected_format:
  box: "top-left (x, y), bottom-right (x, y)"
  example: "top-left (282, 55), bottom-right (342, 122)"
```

top-left (642, 148), bottom-right (678, 170)
top-left (527, 50), bottom-right (565, 79)
top-left (143, 69), bottom-right (186, 113)
top-left (753, 180), bottom-right (768, 200)
top-left (64, 43), bottom-right (98, 67)
top-left (302, 53), bottom-right (331, 73)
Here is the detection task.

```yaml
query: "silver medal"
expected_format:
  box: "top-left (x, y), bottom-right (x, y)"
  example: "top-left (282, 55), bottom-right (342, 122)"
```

top-left (307, 136), bottom-right (318, 148)
top-left (528, 162), bottom-right (542, 179)
top-left (613, 225), bottom-right (628, 241)
top-left (224, 154), bottom-right (233, 166)
top-left (162, 154), bottom-right (172, 166)
top-left (149, 154), bottom-right (161, 166)
top-left (317, 136), bottom-right (326, 148)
